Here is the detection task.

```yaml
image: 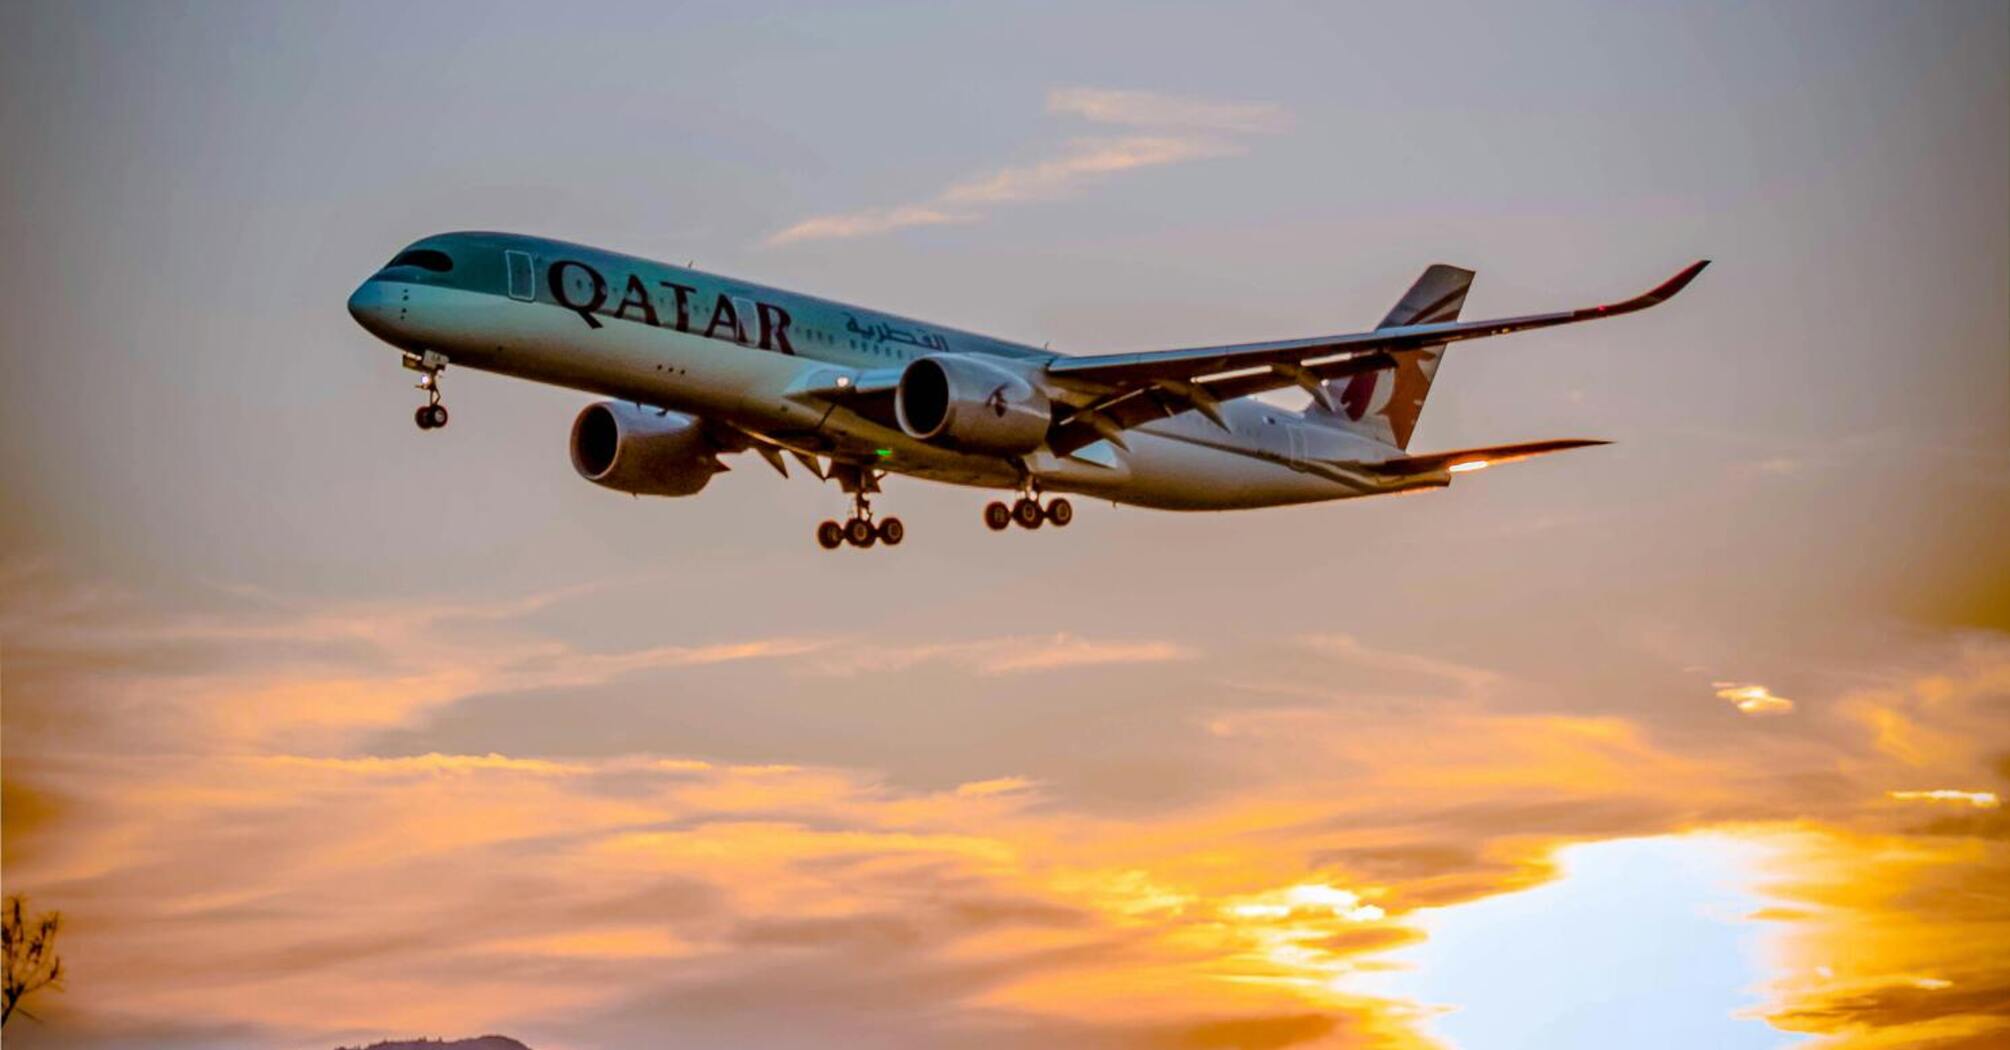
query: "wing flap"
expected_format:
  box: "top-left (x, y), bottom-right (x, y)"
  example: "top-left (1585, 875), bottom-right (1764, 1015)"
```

top-left (1047, 352), bottom-right (1398, 457)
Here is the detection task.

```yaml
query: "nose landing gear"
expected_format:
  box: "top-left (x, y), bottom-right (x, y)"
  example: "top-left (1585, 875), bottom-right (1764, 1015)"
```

top-left (404, 351), bottom-right (451, 431)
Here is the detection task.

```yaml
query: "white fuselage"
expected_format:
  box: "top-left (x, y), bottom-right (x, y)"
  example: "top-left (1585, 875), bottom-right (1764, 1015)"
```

top-left (347, 233), bottom-right (1438, 510)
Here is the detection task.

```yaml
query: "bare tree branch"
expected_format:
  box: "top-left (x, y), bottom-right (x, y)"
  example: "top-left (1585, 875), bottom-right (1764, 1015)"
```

top-left (2, 895), bottom-right (64, 1027)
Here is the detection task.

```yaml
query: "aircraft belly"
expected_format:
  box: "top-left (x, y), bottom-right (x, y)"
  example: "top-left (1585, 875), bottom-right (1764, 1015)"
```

top-left (1087, 430), bottom-right (1363, 510)
top-left (812, 407), bottom-right (1023, 487)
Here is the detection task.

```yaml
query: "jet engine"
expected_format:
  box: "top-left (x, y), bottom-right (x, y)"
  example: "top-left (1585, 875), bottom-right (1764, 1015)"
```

top-left (569, 401), bottom-right (724, 496)
top-left (894, 354), bottom-right (1051, 455)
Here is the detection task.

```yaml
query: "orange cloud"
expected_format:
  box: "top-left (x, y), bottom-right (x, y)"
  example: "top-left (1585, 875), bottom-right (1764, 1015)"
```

top-left (1886, 788), bottom-right (1999, 808)
top-left (8, 569), bottom-right (2009, 1050)
top-left (1714, 681), bottom-right (1797, 716)
top-left (808, 632), bottom-right (1192, 676)
top-left (1745, 823), bottom-right (2010, 1049)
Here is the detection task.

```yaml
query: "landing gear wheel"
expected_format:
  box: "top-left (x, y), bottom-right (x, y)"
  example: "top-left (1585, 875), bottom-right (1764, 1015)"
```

top-left (984, 501), bottom-right (1012, 531)
top-left (816, 520), bottom-right (844, 550)
top-left (845, 517), bottom-right (877, 548)
top-left (877, 517), bottom-right (905, 546)
top-left (1013, 498), bottom-right (1044, 529)
top-left (1045, 497), bottom-right (1073, 527)
top-left (405, 351), bottom-right (451, 432)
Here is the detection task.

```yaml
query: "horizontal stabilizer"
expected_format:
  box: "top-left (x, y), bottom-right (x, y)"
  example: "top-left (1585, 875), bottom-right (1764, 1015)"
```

top-left (1363, 438), bottom-right (1610, 477)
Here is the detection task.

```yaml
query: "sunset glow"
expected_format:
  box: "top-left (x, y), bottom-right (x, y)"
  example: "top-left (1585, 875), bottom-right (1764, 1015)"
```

top-left (1716, 682), bottom-right (1798, 716)
top-left (3, 4), bottom-right (2006, 1049)
top-left (1886, 789), bottom-right (1999, 808)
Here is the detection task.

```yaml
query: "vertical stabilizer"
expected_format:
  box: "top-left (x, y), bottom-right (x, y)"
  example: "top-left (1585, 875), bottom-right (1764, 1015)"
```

top-left (1308, 264), bottom-right (1473, 449)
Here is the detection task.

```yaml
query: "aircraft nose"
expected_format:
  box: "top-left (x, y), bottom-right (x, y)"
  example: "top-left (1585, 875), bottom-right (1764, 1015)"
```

top-left (346, 279), bottom-right (398, 339)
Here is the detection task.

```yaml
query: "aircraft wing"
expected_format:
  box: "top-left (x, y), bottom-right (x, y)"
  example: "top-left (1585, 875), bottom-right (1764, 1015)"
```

top-left (1045, 261), bottom-right (1708, 389)
top-left (779, 263), bottom-right (1703, 461)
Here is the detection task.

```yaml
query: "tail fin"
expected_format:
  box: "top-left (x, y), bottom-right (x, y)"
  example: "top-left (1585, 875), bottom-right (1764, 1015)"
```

top-left (1309, 264), bottom-right (1474, 449)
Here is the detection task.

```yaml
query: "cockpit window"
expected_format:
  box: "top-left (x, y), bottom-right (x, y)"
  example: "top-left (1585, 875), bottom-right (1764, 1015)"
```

top-left (387, 248), bottom-right (454, 272)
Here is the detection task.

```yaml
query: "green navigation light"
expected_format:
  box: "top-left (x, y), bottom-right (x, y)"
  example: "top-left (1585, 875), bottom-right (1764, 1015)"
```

top-left (874, 448), bottom-right (893, 458)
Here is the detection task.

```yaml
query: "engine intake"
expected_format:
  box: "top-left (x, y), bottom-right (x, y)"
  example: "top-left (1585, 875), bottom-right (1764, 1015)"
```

top-left (894, 354), bottom-right (1051, 455)
top-left (569, 402), bottom-right (723, 497)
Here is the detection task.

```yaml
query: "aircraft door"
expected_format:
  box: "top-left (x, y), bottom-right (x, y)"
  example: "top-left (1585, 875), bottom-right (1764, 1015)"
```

top-left (505, 250), bottom-right (535, 301)
top-left (1287, 423), bottom-right (1308, 470)
top-left (731, 296), bottom-right (759, 343)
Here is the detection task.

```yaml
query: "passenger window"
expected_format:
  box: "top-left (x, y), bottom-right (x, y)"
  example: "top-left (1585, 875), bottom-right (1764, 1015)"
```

top-left (505, 250), bottom-right (534, 301)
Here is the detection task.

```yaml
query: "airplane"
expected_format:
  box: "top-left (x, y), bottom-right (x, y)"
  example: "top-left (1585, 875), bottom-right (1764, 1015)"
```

top-left (345, 232), bottom-right (1706, 549)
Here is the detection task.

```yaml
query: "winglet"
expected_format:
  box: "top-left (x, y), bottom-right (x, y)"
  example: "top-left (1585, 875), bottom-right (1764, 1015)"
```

top-left (1642, 259), bottom-right (1710, 303)
top-left (1581, 260), bottom-right (1710, 318)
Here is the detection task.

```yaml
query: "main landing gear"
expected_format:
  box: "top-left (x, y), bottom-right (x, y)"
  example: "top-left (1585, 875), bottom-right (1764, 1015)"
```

top-left (405, 350), bottom-right (450, 430)
top-left (984, 489), bottom-right (1072, 532)
top-left (816, 463), bottom-right (902, 550)
top-left (816, 492), bottom-right (903, 551)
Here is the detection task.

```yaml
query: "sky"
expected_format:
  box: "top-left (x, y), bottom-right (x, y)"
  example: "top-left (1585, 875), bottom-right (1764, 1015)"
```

top-left (1, 2), bottom-right (2006, 1048)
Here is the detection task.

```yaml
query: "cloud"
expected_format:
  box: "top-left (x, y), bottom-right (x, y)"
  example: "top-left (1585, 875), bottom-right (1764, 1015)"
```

top-left (1045, 87), bottom-right (1293, 134)
top-left (1746, 823), bottom-right (2010, 1049)
top-left (808, 632), bottom-right (1192, 677)
top-left (11, 564), bottom-right (2010, 1050)
top-left (938, 135), bottom-right (1244, 206)
top-left (1714, 681), bottom-right (1797, 716)
top-left (0, 572), bottom-right (830, 753)
top-left (978, 633), bottom-right (1192, 674)
top-left (765, 88), bottom-right (1286, 245)
top-left (956, 776), bottom-right (1037, 799)
top-left (0, 570), bottom-right (1200, 761)
top-left (1746, 456), bottom-right (1803, 476)
top-left (1886, 789), bottom-right (2000, 808)
top-left (765, 205), bottom-right (976, 246)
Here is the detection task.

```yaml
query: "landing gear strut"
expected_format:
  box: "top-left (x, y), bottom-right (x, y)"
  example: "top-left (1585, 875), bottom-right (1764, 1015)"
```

top-left (816, 464), bottom-right (903, 551)
top-left (405, 350), bottom-right (450, 430)
top-left (984, 483), bottom-right (1072, 533)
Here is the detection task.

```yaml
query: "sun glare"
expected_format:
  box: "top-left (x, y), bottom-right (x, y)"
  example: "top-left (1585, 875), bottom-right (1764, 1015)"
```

top-left (1351, 834), bottom-right (1796, 1050)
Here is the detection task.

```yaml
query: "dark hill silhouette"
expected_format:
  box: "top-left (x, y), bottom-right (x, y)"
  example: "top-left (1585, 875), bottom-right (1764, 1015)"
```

top-left (335, 1038), bottom-right (531, 1050)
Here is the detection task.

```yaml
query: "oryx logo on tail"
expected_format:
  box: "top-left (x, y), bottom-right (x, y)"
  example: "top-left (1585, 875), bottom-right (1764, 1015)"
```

top-left (1309, 264), bottom-right (1473, 450)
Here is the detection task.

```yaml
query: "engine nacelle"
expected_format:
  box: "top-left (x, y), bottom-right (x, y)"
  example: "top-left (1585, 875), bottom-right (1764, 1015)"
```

top-left (569, 402), bottom-right (723, 497)
top-left (894, 354), bottom-right (1051, 455)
